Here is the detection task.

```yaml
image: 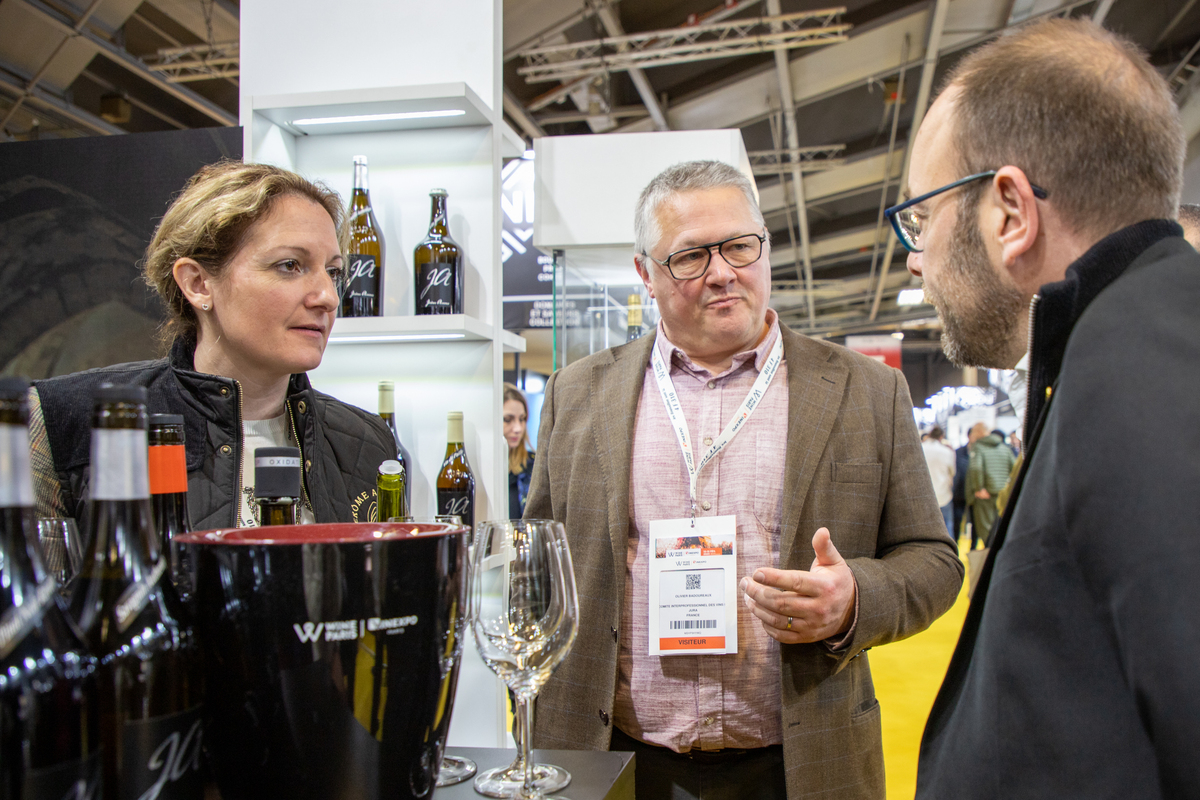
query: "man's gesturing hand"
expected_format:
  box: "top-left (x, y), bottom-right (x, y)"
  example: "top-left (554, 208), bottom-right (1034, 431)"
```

top-left (739, 527), bottom-right (856, 643)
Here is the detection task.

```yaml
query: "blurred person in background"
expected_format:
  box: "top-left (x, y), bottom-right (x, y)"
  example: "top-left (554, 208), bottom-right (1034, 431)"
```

top-left (921, 426), bottom-right (956, 536)
top-left (504, 382), bottom-right (534, 518)
top-left (965, 429), bottom-right (1015, 549)
top-left (955, 422), bottom-right (987, 546)
top-left (29, 160), bottom-right (394, 532)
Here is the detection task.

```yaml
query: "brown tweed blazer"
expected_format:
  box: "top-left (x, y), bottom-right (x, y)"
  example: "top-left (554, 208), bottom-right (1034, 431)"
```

top-left (526, 324), bottom-right (963, 800)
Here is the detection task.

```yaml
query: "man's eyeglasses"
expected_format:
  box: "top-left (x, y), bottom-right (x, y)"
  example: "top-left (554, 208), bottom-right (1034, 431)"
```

top-left (642, 232), bottom-right (766, 280)
top-left (884, 171), bottom-right (1049, 253)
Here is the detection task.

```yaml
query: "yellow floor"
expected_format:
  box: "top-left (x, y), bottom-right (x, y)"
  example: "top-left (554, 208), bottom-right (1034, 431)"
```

top-left (872, 550), bottom-right (971, 800)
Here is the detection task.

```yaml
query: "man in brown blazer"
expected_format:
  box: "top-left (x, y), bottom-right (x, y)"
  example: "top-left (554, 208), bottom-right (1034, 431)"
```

top-left (526, 160), bottom-right (962, 800)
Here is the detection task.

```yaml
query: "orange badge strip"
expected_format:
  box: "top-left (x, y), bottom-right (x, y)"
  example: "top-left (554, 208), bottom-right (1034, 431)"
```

top-left (659, 637), bottom-right (726, 651)
top-left (148, 444), bottom-right (188, 495)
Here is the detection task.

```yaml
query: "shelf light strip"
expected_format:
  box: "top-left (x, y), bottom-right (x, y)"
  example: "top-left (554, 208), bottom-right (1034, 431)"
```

top-left (328, 333), bottom-right (468, 344)
top-left (292, 109), bottom-right (466, 126)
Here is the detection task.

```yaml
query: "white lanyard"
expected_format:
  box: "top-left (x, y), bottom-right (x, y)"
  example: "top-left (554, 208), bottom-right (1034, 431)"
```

top-left (651, 333), bottom-right (783, 522)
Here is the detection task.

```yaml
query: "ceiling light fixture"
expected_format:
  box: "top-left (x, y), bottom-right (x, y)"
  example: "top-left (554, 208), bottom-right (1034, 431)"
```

top-left (292, 109), bottom-right (466, 126)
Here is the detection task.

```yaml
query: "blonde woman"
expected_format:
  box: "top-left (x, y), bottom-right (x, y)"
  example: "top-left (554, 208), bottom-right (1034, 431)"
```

top-left (30, 160), bottom-right (394, 532)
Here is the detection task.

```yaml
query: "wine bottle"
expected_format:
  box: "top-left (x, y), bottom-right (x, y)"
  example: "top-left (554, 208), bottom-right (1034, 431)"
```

top-left (0, 377), bottom-right (102, 800)
top-left (377, 380), bottom-right (413, 510)
top-left (148, 414), bottom-right (192, 600)
top-left (627, 293), bottom-right (643, 342)
top-left (66, 384), bottom-right (204, 800)
top-left (341, 155), bottom-right (384, 318)
top-left (413, 189), bottom-right (463, 315)
top-left (254, 447), bottom-right (302, 527)
top-left (436, 412), bottom-right (474, 529)
top-left (377, 460), bottom-right (407, 522)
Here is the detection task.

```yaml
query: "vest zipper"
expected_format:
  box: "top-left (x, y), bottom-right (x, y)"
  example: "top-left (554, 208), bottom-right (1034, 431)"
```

top-left (233, 379), bottom-right (244, 527)
top-left (286, 399), bottom-right (313, 520)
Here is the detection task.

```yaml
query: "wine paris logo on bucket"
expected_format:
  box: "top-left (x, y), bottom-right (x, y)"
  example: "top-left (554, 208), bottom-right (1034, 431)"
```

top-left (292, 615), bottom-right (419, 643)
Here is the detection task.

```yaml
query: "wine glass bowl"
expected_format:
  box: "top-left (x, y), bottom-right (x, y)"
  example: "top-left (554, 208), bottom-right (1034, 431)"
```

top-left (471, 519), bottom-right (579, 799)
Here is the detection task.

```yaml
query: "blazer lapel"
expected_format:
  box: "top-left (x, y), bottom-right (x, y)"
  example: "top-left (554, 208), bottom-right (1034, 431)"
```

top-left (778, 327), bottom-right (848, 568)
top-left (592, 335), bottom-right (655, 584)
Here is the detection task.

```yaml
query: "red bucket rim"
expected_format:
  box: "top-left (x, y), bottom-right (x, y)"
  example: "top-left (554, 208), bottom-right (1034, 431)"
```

top-left (175, 521), bottom-right (467, 545)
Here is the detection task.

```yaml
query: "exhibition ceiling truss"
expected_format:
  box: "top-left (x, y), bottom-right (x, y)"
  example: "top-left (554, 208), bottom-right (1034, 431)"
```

top-left (5, 0), bottom-right (1200, 339)
top-left (515, 8), bottom-right (851, 83)
top-left (143, 41), bottom-right (240, 84)
top-left (747, 145), bottom-right (846, 175)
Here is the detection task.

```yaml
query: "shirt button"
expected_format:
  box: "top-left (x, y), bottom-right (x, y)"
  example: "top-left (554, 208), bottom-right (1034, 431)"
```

top-left (598, 709), bottom-right (610, 726)
top-left (703, 716), bottom-right (714, 726)
top-left (701, 500), bottom-right (712, 511)
top-left (703, 436), bottom-right (713, 446)
top-left (706, 381), bottom-right (716, 389)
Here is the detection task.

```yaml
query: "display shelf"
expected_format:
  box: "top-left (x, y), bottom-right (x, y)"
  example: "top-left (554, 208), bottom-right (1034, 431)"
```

top-left (242, 0), bottom-right (510, 750)
top-left (249, 82), bottom-right (494, 137)
top-left (328, 314), bottom-right (526, 352)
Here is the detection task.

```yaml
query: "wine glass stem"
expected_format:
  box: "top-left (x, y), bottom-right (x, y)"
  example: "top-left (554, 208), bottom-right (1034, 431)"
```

top-left (519, 696), bottom-right (536, 792)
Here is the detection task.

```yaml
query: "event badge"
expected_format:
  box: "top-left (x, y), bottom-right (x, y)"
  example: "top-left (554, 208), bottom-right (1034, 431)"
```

top-left (649, 515), bottom-right (738, 656)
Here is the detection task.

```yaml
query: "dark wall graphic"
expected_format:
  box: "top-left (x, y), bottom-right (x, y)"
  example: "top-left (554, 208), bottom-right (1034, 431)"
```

top-left (0, 127), bottom-right (242, 379)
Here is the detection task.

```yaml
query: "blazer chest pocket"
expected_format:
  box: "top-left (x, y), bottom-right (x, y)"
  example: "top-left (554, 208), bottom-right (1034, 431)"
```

top-left (832, 462), bottom-right (882, 485)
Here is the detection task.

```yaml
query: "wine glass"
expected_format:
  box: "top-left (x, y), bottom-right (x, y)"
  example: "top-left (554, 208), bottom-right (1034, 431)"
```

top-left (471, 519), bottom-right (579, 800)
top-left (391, 515), bottom-right (477, 788)
top-left (36, 517), bottom-right (83, 590)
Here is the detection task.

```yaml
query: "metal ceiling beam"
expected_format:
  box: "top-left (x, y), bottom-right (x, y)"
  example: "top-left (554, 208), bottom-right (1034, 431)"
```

top-left (79, 68), bottom-right (187, 129)
top-left (0, 67), bottom-right (124, 136)
top-left (869, 0), bottom-right (949, 322)
top-left (534, 103), bottom-right (648, 124)
top-left (504, 86), bottom-right (546, 140)
top-left (20, 0), bottom-right (236, 127)
top-left (592, 0), bottom-right (669, 131)
top-left (766, 0), bottom-right (815, 326)
top-left (0, 0), bottom-right (106, 132)
top-left (517, 8), bottom-right (850, 83)
top-left (1156, 0), bottom-right (1199, 45)
top-left (1091, 0), bottom-right (1116, 25)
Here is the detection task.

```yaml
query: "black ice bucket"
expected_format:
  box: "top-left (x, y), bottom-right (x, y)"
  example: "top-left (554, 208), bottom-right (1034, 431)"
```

top-left (178, 522), bottom-right (468, 800)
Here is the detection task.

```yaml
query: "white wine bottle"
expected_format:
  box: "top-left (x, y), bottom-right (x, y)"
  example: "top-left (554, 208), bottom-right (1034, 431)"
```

top-left (342, 155), bottom-right (384, 317)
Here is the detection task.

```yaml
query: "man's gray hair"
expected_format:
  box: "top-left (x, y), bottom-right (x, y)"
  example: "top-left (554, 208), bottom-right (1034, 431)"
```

top-left (634, 160), bottom-right (765, 267)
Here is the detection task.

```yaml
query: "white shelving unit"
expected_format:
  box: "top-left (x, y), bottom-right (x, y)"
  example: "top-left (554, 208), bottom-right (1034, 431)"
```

top-left (241, 0), bottom-right (513, 749)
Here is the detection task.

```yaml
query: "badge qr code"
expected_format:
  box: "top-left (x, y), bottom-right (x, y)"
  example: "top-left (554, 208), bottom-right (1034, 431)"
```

top-left (685, 573), bottom-right (701, 591)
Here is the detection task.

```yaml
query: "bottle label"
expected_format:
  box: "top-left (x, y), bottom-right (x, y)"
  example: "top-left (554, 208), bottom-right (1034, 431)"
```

top-left (21, 747), bottom-right (102, 800)
top-left (114, 559), bottom-right (168, 634)
top-left (345, 254), bottom-right (379, 303)
top-left (148, 445), bottom-right (187, 495)
top-left (91, 429), bottom-right (150, 501)
top-left (0, 422), bottom-right (34, 506)
top-left (437, 491), bottom-right (473, 529)
top-left (0, 578), bottom-right (57, 660)
top-left (120, 706), bottom-right (204, 800)
top-left (416, 262), bottom-right (456, 313)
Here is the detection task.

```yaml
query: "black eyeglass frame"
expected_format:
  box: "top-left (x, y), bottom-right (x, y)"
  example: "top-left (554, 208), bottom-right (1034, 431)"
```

top-left (641, 232), bottom-right (768, 281)
top-left (884, 170), bottom-right (1049, 253)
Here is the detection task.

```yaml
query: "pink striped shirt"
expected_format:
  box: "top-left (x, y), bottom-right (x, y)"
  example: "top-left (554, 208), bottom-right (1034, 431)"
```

top-left (613, 310), bottom-right (788, 752)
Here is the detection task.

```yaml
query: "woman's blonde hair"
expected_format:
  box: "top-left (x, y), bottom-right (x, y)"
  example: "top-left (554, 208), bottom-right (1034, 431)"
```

top-left (504, 383), bottom-right (531, 474)
top-left (143, 159), bottom-right (347, 348)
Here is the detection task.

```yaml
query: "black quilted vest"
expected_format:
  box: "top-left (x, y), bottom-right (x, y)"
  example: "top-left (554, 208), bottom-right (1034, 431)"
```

top-left (34, 338), bottom-right (395, 534)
